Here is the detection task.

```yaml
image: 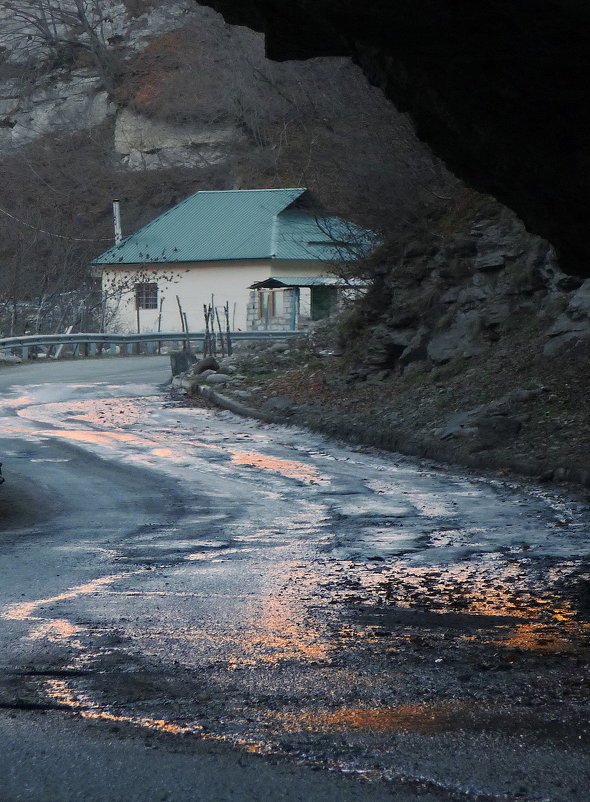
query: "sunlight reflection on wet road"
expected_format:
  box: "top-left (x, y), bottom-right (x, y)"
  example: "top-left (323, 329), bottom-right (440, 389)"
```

top-left (2, 380), bottom-right (589, 659)
top-left (1, 373), bottom-right (589, 798)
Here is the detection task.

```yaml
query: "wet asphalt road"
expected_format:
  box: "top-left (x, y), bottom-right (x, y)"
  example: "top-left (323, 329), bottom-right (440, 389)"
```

top-left (0, 356), bottom-right (589, 802)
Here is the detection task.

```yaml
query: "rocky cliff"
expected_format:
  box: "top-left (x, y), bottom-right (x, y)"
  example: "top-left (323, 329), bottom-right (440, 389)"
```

top-left (344, 195), bottom-right (581, 376)
top-left (201, 1), bottom-right (590, 275)
top-left (0, 2), bottom-right (228, 162)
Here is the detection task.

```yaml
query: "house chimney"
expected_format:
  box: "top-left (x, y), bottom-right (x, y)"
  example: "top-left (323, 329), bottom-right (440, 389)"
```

top-left (112, 200), bottom-right (123, 244)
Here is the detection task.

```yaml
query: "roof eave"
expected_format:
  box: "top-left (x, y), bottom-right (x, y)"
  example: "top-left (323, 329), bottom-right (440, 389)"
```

top-left (96, 255), bottom-right (277, 267)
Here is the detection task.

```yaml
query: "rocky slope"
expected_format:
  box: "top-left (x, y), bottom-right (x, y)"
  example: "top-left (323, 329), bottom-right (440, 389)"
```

top-left (341, 194), bottom-right (579, 372)
top-left (174, 190), bottom-right (590, 487)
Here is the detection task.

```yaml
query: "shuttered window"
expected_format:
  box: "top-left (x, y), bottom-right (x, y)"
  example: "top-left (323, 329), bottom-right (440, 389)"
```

top-left (135, 283), bottom-right (158, 310)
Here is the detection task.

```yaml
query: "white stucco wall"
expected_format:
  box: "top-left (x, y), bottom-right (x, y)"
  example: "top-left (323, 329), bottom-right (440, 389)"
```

top-left (101, 260), bottom-right (331, 333)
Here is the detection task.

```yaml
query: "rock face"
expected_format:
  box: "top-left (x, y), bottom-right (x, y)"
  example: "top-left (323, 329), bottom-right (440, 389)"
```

top-left (0, 73), bottom-right (111, 151)
top-left (115, 109), bottom-right (239, 170)
top-left (0, 0), bottom-right (233, 167)
top-left (343, 195), bottom-right (582, 377)
top-left (200, 0), bottom-right (590, 274)
top-left (544, 279), bottom-right (590, 356)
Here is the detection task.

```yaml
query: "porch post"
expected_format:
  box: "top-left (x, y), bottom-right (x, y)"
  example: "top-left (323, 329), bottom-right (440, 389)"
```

top-left (291, 288), bottom-right (300, 330)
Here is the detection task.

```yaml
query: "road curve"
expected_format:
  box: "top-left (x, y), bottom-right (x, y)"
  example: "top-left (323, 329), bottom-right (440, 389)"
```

top-left (0, 356), bottom-right (588, 802)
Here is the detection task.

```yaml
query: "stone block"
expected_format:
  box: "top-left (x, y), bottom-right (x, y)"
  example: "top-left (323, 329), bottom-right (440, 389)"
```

top-left (205, 373), bottom-right (233, 385)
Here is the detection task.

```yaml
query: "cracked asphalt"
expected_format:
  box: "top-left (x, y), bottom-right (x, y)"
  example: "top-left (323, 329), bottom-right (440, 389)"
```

top-left (0, 356), bottom-right (588, 802)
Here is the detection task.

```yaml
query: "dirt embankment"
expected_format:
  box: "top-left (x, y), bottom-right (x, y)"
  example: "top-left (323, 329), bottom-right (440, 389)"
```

top-left (181, 318), bottom-right (590, 492)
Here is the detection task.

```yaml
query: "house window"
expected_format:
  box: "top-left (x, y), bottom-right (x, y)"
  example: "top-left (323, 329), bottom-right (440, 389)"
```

top-left (135, 282), bottom-right (158, 310)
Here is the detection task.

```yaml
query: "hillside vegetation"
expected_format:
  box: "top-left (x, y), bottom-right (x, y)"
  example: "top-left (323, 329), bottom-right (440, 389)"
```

top-left (0, 0), bottom-right (453, 334)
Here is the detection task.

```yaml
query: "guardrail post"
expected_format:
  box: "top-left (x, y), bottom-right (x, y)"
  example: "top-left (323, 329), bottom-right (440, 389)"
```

top-left (21, 347), bottom-right (29, 361)
top-left (88, 343), bottom-right (96, 356)
top-left (108, 342), bottom-right (116, 355)
top-left (146, 341), bottom-right (155, 355)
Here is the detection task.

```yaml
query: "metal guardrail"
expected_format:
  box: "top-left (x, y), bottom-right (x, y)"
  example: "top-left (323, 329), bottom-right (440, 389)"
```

top-left (0, 331), bottom-right (304, 361)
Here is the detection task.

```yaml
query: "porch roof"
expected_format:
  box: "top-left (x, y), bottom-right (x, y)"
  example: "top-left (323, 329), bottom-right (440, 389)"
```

top-left (249, 276), bottom-right (366, 289)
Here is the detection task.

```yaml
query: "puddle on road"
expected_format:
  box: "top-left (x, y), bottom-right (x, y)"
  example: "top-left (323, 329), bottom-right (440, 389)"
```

top-left (27, 618), bottom-right (83, 642)
top-left (312, 554), bottom-right (590, 655)
top-left (271, 703), bottom-right (464, 735)
top-left (3, 574), bottom-right (130, 623)
top-left (51, 429), bottom-right (151, 449)
top-left (45, 678), bottom-right (194, 736)
top-left (6, 393), bottom-right (332, 488)
top-left (366, 482), bottom-right (457, 518)
top-left (2, 382), bottom-right (590, 797)
top-left (229, 450), bottom-right (327, 485)
top-left (1, 573), bottom-right (144, 651)
top-left (5, 542), bottom-right (590, 796)
top-left (497, 620), bottom-right (581, 653)
top-left (29, 458), bottom-right (71, 464)
top-left (235, 566), bottom-right (331, 664)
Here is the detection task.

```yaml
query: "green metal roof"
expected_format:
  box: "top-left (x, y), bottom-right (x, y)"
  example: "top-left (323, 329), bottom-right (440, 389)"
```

top-left (272, 209), bottom-right (372, 261)
top-left (93, 188), bottom-right (374, 266)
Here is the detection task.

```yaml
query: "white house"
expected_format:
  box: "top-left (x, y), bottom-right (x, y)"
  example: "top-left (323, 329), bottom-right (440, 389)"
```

top-left (93, 188), bottom-right (373, 333)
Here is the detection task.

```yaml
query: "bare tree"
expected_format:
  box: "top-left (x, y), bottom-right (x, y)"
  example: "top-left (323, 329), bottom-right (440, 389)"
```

top-left (0, 0), bottom-right (463, 336)
top-left (0, 188), bottom-right (103, 334)
top-left (0, 0), bottom-right (122, 88)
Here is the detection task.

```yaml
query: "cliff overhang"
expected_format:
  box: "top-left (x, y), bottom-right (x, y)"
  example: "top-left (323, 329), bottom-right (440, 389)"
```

top-left (200, 0), bottom-right (590, 275)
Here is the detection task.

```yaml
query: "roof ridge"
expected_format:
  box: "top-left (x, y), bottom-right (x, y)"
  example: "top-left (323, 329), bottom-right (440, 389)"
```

top-left (194, 187), bottom-right (307, 194)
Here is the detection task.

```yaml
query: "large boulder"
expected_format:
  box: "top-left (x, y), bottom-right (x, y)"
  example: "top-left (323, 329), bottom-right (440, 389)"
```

top-left (433, 387), bottom-right (542, 452)
top-left (260, 396), bottom-right (295, 415)
top-left (544, 278), bottom-right (590, 355)
top-left (204, 373), bottom-right (234, 385)
top-left (192, 356), bottom-right (220, 375)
